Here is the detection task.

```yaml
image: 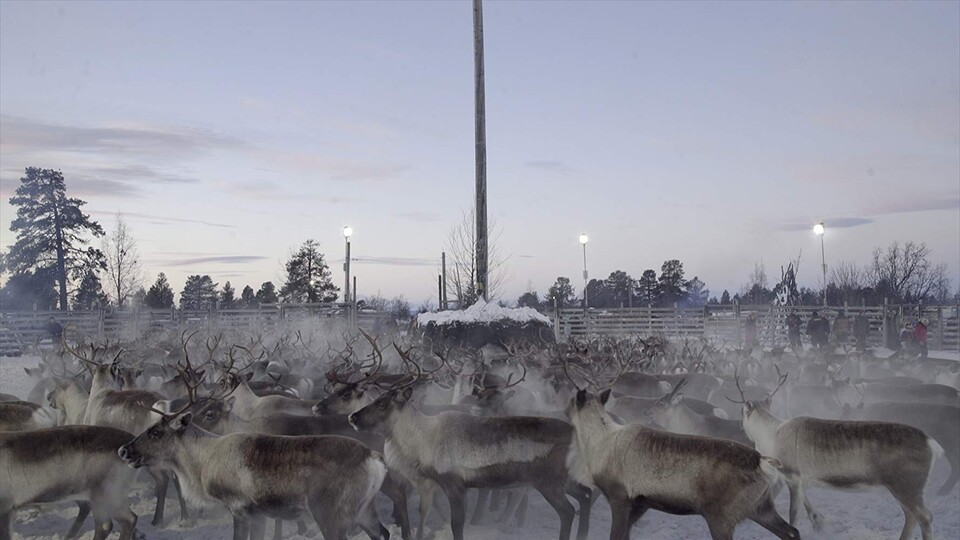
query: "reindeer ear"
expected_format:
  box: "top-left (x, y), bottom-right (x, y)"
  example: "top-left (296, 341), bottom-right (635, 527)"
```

top-left (599, 389), bottom-right (612, 405)
top-left (222, 396), bottom-right (236, 412)
top-left (400, 387), bottom-right (414, 402)
top-left (670, 392), bottom-right (684, 406)
top-left (243, 372), bottom-right (254, 382)
top-left (575, 389), bottom-right (588, 409)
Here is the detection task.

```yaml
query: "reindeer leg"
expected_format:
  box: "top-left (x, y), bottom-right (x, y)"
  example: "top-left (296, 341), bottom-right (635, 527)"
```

top-left (272, 519), bottom-right (282, 540)
top-left (90, 518), bottom-right (113, 540)
top-left (65, 501), bottom-right (91, 539)
top-left (566, 483), bottom-right (593, 540)
top-left (148, 469), bottom-right (169, 526)
top-left (415, 480), bottom-right (436, 540)
top-left (249, 514), bottom-right (267, 540)
top-left (1, 511), bottom-right (13, 540)
top-left (172, 473), bottom-right (190, 521)
top-left (801, 490), bottom-right (825, 531)
top-left (607, 497), bottom-right (631, 540)
top-left (785, 478), bottom-right (802, 526)
top-left (532, 481), bottom-right (575, 540)
top-left (232, 514), bottom-right (250, 540)
top-left (380, 473), bottom-right (411, 540)
top-left (438, 476), bottom-right (467, 540)
top-left (113, 507), bottom-right (138, 540)
top-left (888, 483), bottom-right (932, 540)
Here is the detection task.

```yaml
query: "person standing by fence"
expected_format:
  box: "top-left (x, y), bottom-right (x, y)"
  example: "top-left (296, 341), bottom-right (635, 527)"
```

top-left (833, 310), bottom-right (850, 345)
top-left (807, 311), bottom-right (830, 350)
top-left (786, 310), bottom-right (802, 351)
top-left (913, 319), bottom-right (929, 358)
top-left (744, 313), bottom-right (758, 350)
top-left (853, 311), bottom-right (870, 352)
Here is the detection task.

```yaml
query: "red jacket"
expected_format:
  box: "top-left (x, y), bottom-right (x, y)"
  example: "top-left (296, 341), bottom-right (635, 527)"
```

top-left (913, 323), bottom-right (928, 343)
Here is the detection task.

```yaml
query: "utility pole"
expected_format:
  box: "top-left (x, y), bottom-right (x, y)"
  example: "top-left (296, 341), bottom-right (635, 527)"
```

top-left (473, 0), bottom-right (488, 302)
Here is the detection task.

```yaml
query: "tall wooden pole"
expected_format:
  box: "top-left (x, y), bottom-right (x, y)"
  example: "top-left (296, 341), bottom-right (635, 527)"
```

top-left (473, 0), bottom-right (488, 302)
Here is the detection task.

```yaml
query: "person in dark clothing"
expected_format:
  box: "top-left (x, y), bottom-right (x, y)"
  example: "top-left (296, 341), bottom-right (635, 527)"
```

top-left (45, 316), bottom-right (63, 342)
top-left (853, 311), bottom-right (870, 352)
top-left (885, 311), bottom-right (902, 351)
top-left (913, 319), bottom-right (928, 359)
top-left (744, 313), bottom-right (758, 350)
top-left (785, 310), bottom-right (802, 350)
top-left (833, 310), bottom-right (850, 345)
top-left (806, 311), bottom-right (830, 350)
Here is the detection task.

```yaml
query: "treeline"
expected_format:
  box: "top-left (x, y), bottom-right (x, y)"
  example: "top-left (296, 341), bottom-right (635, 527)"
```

top-left (0, 167), bottom-right (342, 311)
top-left (517, 260), bottom-right (715, 309)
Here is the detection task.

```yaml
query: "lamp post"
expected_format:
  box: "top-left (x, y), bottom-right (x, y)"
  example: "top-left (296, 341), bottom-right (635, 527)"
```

top-left (579, 233), bottom-right (589, 309)
top-left (343, 226), bottom-right (353, 305)
top-left (813, 222), bottom-right (826, 305)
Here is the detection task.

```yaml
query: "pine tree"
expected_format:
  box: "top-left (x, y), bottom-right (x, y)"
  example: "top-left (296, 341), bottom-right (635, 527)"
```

top-left (545, 277), bottom-right (576, 309)
top-left (144, 273), bottom-right (175, 308)
top-left (720, 290), bottom-right (732, 305)
top-left (255, 281), bottom-right (278, 304)
top-left (73, 269), bottom-right (108, 310)
top-left (685, 276), bottom-right (709, 307)
top-left (0, 268), bottom-right (58, 310)
top-left (240, 285), bottom-right (256, 307)
top-left (6, 167), bottom-right (106, 310)
top-left (636, 269), bottom-right (660, 306)
top-left (605, 270), bottom-right (635, 307)
top-left (516, 291), bottom-right (540, 308)
top-left (280, 239), bottom-right (339, 303)
top-left (657, 260), bottom-right (687, 307)
top-left (180, 275), bottom-right (218, 310)
top-left (220, 281), bottom-right (236, 309)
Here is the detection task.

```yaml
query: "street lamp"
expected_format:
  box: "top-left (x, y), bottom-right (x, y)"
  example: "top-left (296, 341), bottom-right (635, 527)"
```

top-left (343, 226), bottom-right (353, 305)
top-left (579, 233), bottom-right (589, 309)
top-left (813, 222), bottom-right (826, 305)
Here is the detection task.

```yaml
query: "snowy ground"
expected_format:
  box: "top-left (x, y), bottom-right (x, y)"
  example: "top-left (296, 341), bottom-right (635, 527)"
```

top-left (2, 354), bottom-right (958, 540)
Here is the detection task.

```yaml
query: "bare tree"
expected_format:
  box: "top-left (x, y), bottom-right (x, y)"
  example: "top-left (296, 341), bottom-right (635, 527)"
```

top-left (103, 213), bottom-right (143, 307)
top-left (829, 260), bottom-right (863, 303)
top-left (443, 207), bottom-right (508, 307)
top-left (868, 241), bottom-right (950, 302)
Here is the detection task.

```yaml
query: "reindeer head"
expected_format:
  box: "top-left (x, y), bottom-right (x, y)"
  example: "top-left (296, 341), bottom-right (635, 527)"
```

top-left (118, 411), bottom-right (194, 469)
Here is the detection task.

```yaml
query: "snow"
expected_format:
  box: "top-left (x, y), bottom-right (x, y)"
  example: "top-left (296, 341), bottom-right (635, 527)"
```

top-left (417, 300), bottom-right (551, 327)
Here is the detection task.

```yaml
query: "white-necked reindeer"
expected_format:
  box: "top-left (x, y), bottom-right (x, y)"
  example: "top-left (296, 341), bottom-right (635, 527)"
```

top-left (734, 370), bottom-right (941, 539)
top-left (564, 361), bottom-right (797, 540)
top-left (118, 375), bottom-right (388, 540)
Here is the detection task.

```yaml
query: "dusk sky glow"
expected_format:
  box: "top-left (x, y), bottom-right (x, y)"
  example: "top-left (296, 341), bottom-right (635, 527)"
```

top-left (1, 1), bottom-right (958, 304)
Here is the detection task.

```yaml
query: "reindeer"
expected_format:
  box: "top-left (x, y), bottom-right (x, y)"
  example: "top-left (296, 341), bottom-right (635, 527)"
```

top-left (193, 397), bottom-right (413, 540)
top-left (212, 345), bottom-right (320, 419)
top-left (565, 385), bottom-right (798, 540)
top-left (348, 344), bottom-right (594, 540)
top-left (47, 379), bottom-right (89, 425)
top-left (66, 338), bottom-right (189, 526)
top-left (118, 384), bottom-right (389, 540)
top-left (1, 425), bottom-right (138, 540)
top-left (647, 379), bottom-right (752, 445)
top-left (0, 400), bottom-right (59, 431)
top-left (734, 370), bottom-right (941, 539)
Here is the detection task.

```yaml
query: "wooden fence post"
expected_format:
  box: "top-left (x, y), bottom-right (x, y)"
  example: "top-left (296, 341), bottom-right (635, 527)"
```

top-left (937, 305), bottom-right (944, 351)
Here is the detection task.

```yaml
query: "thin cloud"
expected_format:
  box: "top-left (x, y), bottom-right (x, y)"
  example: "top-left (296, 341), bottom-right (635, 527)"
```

top-left (0, 115), bottom-right (245, 158)
top-left (866, 195), bottom-right (960, 216)
top-left (778, 217), bottom-right (874, 232)
top-left (164, 256), bottom-right (269, 267)
top-left (89, 210), bottom-right (237, 229)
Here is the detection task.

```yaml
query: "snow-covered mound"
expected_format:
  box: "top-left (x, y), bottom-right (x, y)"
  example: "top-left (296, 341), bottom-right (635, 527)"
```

top-left (417, 300), bottom-right (551, 326)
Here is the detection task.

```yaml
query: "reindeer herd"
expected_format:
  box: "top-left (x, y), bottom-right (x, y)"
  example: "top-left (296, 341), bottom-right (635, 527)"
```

top-left (0, 326), bottom-right (957, 540)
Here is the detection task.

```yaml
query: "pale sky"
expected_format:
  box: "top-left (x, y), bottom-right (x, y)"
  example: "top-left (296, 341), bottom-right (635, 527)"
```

top-left (1, 1), bottom-right (958, 304)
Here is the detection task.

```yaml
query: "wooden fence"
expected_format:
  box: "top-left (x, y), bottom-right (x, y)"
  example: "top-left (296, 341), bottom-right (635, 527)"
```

top-left (0, 303), bottom-right (392, 356)
top-left (549, 303), bottom-right (960, 352)
top-left (3, 303), bottom-right (957, 356)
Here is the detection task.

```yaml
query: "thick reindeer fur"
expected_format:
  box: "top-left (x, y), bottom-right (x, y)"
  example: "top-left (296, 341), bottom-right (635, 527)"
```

top-left (0, 401), bottom-right (58, 431)
top-left (0, 426), bottom-right (138, 540)
top-left (349, 387), bottom-right (593, 540)
top-left (567, 389), bottom-right (798, 540)
top-left (120, 416), bottom-right (388, 540)
top-left (845, 401), bottom-right (960, 495)
top-left (83, 364), bottom-right (188, 525)
top-left (743, 403), bottom-right (937, 540)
